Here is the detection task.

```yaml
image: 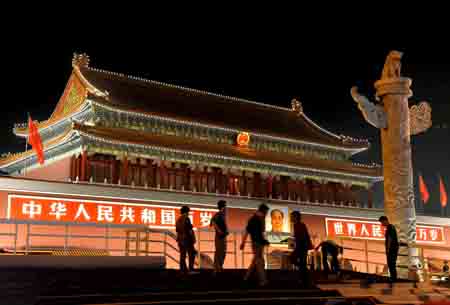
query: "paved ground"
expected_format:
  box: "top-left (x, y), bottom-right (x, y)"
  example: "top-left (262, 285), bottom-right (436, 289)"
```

top-left (1, 267), bottom-right (447, 305)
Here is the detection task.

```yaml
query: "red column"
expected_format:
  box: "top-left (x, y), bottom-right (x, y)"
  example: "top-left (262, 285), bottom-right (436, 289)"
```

top-left (185, 165), bottom-right (191, 191)
top-left (80, 150), bottom-right (87, 182)
top-left (253, 172), bottom-right (261, 197)
top-left (159, 161), bottom-right (167, 188)
top-left (342, 183), bottom-right (349, 206)
top-left (281, 176), bottom-right (289, 200)
top-left (297, 179), bottom-right (304, 201)
top-left (226, 170), bottom-right (232, 194)
top-left (345, 184), bottom-right (352, 206)
top-left (135, 158), bottom-right (141, 186)
top-left (122, 156), bottom-right (129, 185)
top-left (266, 175), bottom-right (273, 198)
top-left (242, 171), bottom-right (247, 196)
top-left (86, 155), bottom-right (91, 182)
top-left (111, 157), bottom-right (117, 184)
top-left (194, 165), bottom-right (200, 191)
top-left (149, 161), bottom-right (156, 187)
top-left (328, 183), bottom-right (336, 205)
top-left (70, 155), bottom-right (76, 181)
top-left (368, 185), bottom-right (373, 208)
top-left (320, 181), bottom-right (327, 203)
top-left (205, 166), bottom-right (210, 193)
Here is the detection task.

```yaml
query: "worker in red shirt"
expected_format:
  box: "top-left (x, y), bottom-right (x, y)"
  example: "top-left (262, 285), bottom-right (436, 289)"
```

top-left (290, 211), bottom-right (313, 287)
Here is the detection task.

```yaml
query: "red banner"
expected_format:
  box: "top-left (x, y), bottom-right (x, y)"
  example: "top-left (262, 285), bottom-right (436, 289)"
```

top-left (7, 195), bottom-right (217, 229)
top-left (326, 218), bottom-right (445, 244)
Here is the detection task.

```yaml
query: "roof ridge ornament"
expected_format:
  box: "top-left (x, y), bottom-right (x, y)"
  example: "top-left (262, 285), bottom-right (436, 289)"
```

top-left (291, 98), bottom-right (303, 115)
top-left (72, 53), bottom-right (90, 68)
top-left (380, 50), bottom-right (403, 80)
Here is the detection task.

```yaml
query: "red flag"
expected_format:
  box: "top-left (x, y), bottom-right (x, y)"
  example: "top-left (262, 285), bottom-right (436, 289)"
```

top-left (28, 115), bottom-right (45, 165)
top-left (418, 174), bottom-right (430, 204)
top-left (440, 176), bottom-right (448, 208)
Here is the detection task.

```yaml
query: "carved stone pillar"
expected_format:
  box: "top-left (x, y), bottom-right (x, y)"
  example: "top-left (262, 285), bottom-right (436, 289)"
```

top-left (375, 75), bottom-right (418, 278)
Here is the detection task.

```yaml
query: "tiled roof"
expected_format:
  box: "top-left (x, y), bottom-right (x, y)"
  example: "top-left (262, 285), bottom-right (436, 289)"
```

top-left (79, 66), bottom-right (369, 150)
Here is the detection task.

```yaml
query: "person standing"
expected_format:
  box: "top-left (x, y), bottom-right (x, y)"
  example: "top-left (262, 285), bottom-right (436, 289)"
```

top-left (443, 261), bottom-right (449, 273)
top-left (379, 216), bottom-right (399, 283)
top-left (315, 239), bottom-right (343, 274)
top-left (176, 206), bottom-right (197, 275)
top-left (290, 211), bottom-right (313, 287)
top-left (240, 204), bottom-right (270, 287)
top-left (211, 200), bottom-right (229, 273)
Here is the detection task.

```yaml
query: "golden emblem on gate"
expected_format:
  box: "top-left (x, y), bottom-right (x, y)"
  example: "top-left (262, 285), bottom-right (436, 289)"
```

top-left (237, 132), bottom-right (250, 147)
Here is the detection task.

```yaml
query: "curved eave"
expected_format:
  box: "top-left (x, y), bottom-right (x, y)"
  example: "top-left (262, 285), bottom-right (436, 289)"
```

top-left (300, 113), bottom-right (370, 155)
top-left (13, 101), bottom-right (93, 139)
top-left (0, 129), bottom-right (80, 171)
top-left (90, 99), bottom-right (369, 155)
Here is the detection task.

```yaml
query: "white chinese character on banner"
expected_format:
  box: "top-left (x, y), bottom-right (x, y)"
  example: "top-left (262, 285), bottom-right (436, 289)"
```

top-left (419, 228), bottom-right (428, 241)
top-left (200, 212), bottom-right (213, 227)
top-left (98, 205), bottom-right (114, 222)
top-left (347, 223), bottom-right (357, 236)
top-left (372, 225), bottom-right (383, 238)
top-left (188, 212), bottom-right (194, 224)
top-left (49, 202), bottom-right (67, 220)
top-left (22, 200), bottom-right (42, 219)
top-left (74, 204), bottom-right (91, 221)
top-left (161, 209), bottom-right (175, 225)
top-left (361, 224), bottom-right (370, 236)
top-left (141, 208), bottom-right (156, 224)
top-left (429, 229), bottom-right (439, 241)
top-left (120, 207), bottom-right (135, 223)
top-left (333, 222), bottom-right (344, 235)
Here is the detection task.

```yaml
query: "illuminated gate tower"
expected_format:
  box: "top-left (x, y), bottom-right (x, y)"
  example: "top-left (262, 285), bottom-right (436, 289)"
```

top-left (0, 53), bottom-right (381, 207)
top-left (351, 51), bottom-right (432, 279)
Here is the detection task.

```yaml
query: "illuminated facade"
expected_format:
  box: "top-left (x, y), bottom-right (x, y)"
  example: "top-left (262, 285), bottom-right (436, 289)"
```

top-left (0, 54), bottom-right (448, 270)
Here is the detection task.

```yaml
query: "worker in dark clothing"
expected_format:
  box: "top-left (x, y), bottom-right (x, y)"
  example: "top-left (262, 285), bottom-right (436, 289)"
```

top-left (211, 200), bottom-right (229, 273)
top-left (315, 240), bottom-right (343, 274)
top-left (240, 204), bottom-right (270, 287)
top-left (290, 211), bottom-right (313, 287)
top-left (379, 216), bottom-right (399, 283)
top-left (176, 206), bottom-right (197, 275)
top-left (443, 261), bottom-right (449, 273)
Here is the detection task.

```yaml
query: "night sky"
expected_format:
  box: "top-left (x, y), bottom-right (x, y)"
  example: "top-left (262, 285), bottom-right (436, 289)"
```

top-left (3, 22), bottom-right (449, 217)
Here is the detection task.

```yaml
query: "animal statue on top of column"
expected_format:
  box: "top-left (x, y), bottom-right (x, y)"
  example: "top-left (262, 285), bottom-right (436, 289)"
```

top-left (351, 50), bottom-right (431, 134)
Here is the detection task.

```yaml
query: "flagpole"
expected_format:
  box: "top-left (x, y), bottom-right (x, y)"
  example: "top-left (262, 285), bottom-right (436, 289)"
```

top-left (24, 113), bottom-right (29, 177)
